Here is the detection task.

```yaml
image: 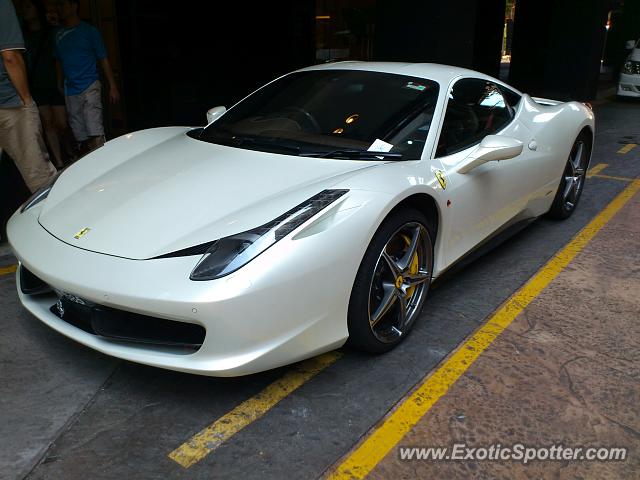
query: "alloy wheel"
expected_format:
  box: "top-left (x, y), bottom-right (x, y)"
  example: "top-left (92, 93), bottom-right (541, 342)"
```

top-left (368, 222), bottom-right (431, 343)
top-left (562, 140), bottom-right (587, 210)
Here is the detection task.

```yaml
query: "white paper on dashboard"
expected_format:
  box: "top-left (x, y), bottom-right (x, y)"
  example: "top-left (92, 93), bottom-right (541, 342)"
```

top-left (367, 138), bottom-right (394, 152)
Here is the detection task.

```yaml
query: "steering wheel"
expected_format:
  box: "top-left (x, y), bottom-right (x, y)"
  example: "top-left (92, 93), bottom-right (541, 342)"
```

top-left (280, 106), bottom-right (322, 133)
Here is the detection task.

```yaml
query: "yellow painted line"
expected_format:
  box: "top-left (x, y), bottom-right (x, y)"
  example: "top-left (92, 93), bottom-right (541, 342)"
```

top-left (586, 162), bottom-right (608, 177)
top-left (617, 143), bottom-right (637, 154)
top-left (169, 351), bottom-right (341, 468)
top-left (0, 264), bottom-right (17, 276)
top-left (327, 179), bottom-right (640, 480)
top-left (592, 173), bottom-right (635, 182)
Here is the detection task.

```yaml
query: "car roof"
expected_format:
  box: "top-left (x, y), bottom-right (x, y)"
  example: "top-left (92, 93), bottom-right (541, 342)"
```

top-left (298, 61), bottom-right (521, 94)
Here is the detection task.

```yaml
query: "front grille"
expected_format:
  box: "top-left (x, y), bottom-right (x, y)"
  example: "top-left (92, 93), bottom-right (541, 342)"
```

top-left (20, 266), bottom-right (205, 351)
top-left (49, 299), bottom-right (206, 351)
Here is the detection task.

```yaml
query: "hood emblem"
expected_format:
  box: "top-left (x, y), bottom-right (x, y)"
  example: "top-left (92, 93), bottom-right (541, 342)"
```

top-left (74, 227), bottom-right (91, 239)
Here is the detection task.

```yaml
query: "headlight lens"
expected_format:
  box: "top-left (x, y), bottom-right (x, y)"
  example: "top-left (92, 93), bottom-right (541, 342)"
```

top-left (20, 171), bottom-right (63, 213)
top-left (190, 189), bottom-right (349, 281)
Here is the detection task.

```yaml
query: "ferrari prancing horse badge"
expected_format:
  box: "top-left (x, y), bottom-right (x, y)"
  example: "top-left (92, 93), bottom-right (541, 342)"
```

top-left (74, 227), bottom-right (91, 239)
top-left (435, 170), bottom-right (447, 190)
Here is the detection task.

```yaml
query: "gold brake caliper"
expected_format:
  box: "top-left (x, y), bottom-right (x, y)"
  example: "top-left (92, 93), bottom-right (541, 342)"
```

top-left (401, 234), bottom-right (419, 298)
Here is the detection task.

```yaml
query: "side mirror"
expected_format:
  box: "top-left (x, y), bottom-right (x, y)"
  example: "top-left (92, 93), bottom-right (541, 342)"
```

top-left (457, 135), bottom-right (523, 174)
top-left (625, 40), bottom-right (637, 50)
top-left (206, 106), bottom-right (227, 125)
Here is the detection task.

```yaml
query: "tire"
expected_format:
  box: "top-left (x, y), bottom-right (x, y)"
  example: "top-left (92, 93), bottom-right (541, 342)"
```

top-left (547, 132), bottom-right (591, 220)
top-left (347, 208), bottom-right (434, 353)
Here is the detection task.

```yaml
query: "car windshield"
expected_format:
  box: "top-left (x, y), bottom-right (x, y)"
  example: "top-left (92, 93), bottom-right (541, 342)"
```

top-left (195, 70), bottom-right (440, 160)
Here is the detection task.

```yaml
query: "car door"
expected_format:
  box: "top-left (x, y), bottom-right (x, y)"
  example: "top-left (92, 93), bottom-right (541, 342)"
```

top-left (432, 78), bottom-right (535, 266)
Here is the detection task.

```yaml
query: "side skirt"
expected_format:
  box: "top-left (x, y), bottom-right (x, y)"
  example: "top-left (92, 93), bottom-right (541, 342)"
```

top-left (431, 216), bottom-right (538, 288)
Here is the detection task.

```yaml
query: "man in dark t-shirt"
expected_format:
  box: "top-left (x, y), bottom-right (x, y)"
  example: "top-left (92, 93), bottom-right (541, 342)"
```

top-left (0, 0), bottom-right (56, 193)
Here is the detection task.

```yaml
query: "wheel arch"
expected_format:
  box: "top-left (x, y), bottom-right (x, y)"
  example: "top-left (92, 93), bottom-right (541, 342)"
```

top-left (578, 125), bottom-right (594, 167)
top-left (386, 193), bottom-right (441, 243)
top-left (579, 125), bottom-right (594, 143)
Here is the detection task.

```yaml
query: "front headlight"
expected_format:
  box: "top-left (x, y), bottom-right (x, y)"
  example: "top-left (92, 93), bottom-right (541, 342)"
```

top-left (190, 189), bottom-right (349, 281)
top-left (622, 60), bottom-right (636, 75)
top-left (20, 171), bottom-right (63, 213)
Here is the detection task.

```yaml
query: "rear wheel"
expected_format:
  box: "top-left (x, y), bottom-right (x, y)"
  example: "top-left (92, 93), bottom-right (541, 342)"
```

top-left (347, 208), bottom-right (433, 353)
top-left (548, 132), bottom-right (591, 219)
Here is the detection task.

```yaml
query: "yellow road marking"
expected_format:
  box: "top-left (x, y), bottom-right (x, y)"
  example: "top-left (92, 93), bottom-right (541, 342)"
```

top-left (0, 264), bottom-right (17, 276)
top-left (617, 143), bottom-right (637, 154)
top-left (592, 173), bottom-right (636, 182)
top-left (327, 179), bottom-right (640, 480)
top-left (586, 162), bottom-right (608, 177)
top-left (169, 351), bottom-right (341, 468)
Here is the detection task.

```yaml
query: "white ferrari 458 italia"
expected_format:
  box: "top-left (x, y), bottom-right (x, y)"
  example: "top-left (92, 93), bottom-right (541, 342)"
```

top-left (8, 62), bottom-right (594, 376)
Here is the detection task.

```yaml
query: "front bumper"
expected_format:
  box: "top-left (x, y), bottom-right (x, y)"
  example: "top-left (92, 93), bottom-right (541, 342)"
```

top-left (618, 73), bottom-right (640, 97)
top-left (7, 196), bottom-right (382, 376)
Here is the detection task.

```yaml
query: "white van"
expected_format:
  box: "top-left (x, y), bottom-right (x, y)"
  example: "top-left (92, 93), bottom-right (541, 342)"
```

top-left (618, 39), bottom-right (640, 98)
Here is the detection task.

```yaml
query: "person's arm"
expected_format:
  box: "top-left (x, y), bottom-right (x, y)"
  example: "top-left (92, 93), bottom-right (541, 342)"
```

top-left (91, 27), bottom-right (119, 104)
top-left (1, 49), bottom-right (32, 105)
top-left (99, 57), bottom-right (120, 104)
top-left (1, 0), bottom-right (30, 104)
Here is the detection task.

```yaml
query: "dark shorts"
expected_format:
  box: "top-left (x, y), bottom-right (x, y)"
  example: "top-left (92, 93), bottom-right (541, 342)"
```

top-left (31, 87), bottom-right (65, 107)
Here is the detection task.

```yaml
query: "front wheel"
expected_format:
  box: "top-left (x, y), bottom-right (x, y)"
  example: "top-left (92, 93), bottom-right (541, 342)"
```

top-left (548, 132), bottom-right (591, 220)
top-left (347, 208), bottom-right (433, 353)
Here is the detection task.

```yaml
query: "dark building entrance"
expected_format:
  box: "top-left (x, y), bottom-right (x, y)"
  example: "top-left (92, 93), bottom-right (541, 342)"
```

top-left (2, 0), bottom-right (639, 239)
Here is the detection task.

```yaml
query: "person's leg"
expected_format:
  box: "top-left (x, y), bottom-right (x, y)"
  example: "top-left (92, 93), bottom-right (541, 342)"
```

top-left (82, 81), bottom-right (105, 153)
top-left (51, 104), bottom-right (77, 163)
top-left (50, 86), bottom-right (77, 162)
top-left (65, 92), bottom-right (88, 156)
top-left (0, 103), bottom-right (57, 193)
top-left (86, 134), bottom-right (105, 151)
top-left (38, 104), bottom-right (64, 169)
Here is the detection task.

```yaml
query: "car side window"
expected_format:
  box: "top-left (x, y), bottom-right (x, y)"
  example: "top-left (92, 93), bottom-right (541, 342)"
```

top-left (436, 79), bottom-right (513, 157)
top-left (499, 86), bottom-right (522, 110)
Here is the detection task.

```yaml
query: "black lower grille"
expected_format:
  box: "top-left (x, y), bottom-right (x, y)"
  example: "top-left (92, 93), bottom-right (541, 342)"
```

top-left (19, 266), bottom-right (205, 351)
top-left (49, 297), bottom-right (205, 351)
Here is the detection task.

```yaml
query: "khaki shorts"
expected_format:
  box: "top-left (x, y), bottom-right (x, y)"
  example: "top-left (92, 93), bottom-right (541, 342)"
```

top-left (0, 101), bottom-right (56, 193)
top-left (65, 80), bottom-right (104, 142)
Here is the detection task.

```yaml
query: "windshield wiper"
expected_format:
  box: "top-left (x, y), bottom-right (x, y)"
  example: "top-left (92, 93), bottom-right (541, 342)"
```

top-left (213, 134), bottom-right (302, 155)
top-left (299, 149), bottom-right (403, 160)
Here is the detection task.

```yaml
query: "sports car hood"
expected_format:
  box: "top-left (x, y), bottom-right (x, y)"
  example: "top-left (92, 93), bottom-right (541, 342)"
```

top-left (38, 127), bottom-right (378, 259)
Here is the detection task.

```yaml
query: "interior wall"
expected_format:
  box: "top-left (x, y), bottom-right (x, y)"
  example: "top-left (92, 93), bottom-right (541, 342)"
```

top-left (509, 0), bottom-right (610, 100)
top-left (472, 0), bottom-right (507, 77)
top-left (373, 0), bottom-right (477, 67)
top-left (115, 0), bottom-right (316, 130)
top-left (373, 0), bottom-right (507, 78)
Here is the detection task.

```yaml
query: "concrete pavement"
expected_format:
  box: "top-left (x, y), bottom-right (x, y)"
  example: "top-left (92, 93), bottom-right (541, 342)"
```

top-left (364, 181), bottom-right (640, 480)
